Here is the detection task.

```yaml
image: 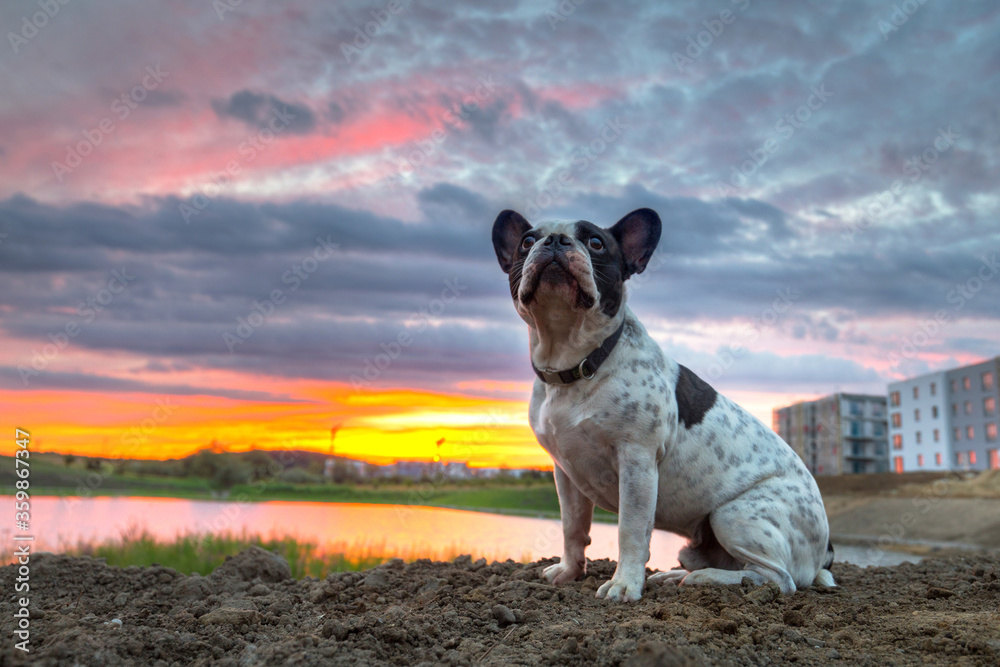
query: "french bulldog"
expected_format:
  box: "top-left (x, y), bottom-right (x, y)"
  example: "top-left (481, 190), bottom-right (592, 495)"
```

top-left (492, 207), bottom-right (835, 602)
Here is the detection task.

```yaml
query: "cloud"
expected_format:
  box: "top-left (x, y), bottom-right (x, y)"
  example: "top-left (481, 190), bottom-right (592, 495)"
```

top-left (211, 90), bottom-right (317, 134)
top-left (0, 0), bottom-right (998, 405)
top-left (0, 367), bottom-right (305, 402)
top-left (1, 181), bottom-right (997, 398)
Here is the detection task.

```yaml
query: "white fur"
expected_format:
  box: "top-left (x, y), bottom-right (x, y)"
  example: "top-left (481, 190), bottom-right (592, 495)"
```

top-left (516, 222), bottom-right (834, 602)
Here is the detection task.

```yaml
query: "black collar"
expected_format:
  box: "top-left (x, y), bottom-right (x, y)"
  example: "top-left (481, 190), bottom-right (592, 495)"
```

top-left (532, 320), bottom-right (625, 385)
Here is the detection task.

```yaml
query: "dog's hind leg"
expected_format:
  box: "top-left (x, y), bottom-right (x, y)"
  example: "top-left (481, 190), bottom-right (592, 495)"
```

top-left (648, 517), bottom-right (741, 585)
top-left (682, 500), bottom-right (799, 594)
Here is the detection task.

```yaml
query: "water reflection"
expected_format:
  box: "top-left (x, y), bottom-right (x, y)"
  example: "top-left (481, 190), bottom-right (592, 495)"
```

top-left (25, 496), bottom-right (917, 570)
top-left (32, 496), bottom-right (685, 568)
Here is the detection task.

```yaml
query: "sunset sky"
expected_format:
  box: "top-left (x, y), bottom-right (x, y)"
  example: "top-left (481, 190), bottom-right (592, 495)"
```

top-left (1, 1), bottom-right (998, 468)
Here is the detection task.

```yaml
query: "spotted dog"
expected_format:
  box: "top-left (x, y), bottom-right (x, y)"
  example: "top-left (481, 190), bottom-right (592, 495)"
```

top-left (491, 207), bottom-right (835, 602)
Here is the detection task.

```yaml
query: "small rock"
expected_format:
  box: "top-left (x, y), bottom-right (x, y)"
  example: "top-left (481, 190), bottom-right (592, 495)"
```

top-left (248, 583), bottom-right (271, 596)
top-left (454, 554), bottom-right (473, 566)
top-left (826, 648), bottom-right (841, 659)
top-left (200, 599), bottom-right (259, 626)
top-left (926, 586), bottom-right (954, 599)
top-left (492, 604), bottom-right (517, 627)
top-left (209, 546), bottom-right (291, 584)
top-left (418, 578), bottom-right (442, 595)
top-left (363, 571), bottom-right (390, 589)
top-left (113, 592), bottom-right (129, 606)
top-left (177, 577), bottom-right (213, 601)
top-left (783, 610), bottom-right (807, 627)
top-left (745, 582), bottom-right (781, 605)
top-left (104, 618), bottom-right (123, 629)
top-left (470, 558), bottom-right (488, 572)
top-left (783, 628), bottom-right (803, 643)
top-left (381, 557), bottom-right (405, 570)
top-left (564, 637), bottom-right (579, 654)
top-left (624, 641), bottom-right (707, 667)
top-left (321, 619), bottom-right (349, 641)
top-left (706, 618), bottom-right (738, 635)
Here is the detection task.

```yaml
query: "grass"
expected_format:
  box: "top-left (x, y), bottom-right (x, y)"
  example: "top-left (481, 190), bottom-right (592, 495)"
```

top-left (10, 525), bottom-right (530, 578)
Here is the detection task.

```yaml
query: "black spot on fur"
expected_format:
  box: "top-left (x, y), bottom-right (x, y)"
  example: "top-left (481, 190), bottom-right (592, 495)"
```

top-left (822, 538), bottom-right (834, 569)
top-left (674, 364), bottom-right (718, 429)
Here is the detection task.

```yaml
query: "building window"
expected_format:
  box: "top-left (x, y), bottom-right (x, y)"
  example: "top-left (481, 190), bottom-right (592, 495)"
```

top-left (987, 423), bottom-right (998, 442)
top-left (874, 423), bottom-right (885, 437)
top-left (932, 405), bottom-right (939, 419)
top-left (957, 452), bottom-right (965, 465)
top-left (986, 397), bottom-right (997, 415)
top-left (970, 451), bottom-right (978, 465)
top-left (936, 452), bottom-right (943, 466)
top-left (930, 382), bottom-right (937, 396)
top-left (914, 409), bottom-right (920, 422)
top-left (916, 431), bottom-right (922, 444)
top-left (890, 391), bottom-right (900, 407)
top-left (990, 449), bottom-right (999, 470)
top-left (917, 454), bottom-right (924, 467)
top-left (933, 428), bottom-right (940, 442)
top-left (872, 402), bottom-right (885, 417)
top-left (984, 372), bottom-right (995, 391)
top-left (967, 425), bottom-right (975, 439)
top-left (892, 434), bottom-right (903, 449)
top-left (951, 379), bottom-right (958, 392)
top-left (955, 427), bottom-right (961, 441)
top-left (913, 386), bottom-right (919, 399)
top-left (894, 456), bottom-right (904, 473)
top-left (964, 376), bottom-right (971, 391)
top-left (952, 403), bottom-right (959, 417)
top-left (851, 421), bottom-right (862, 436)
top-left (965, 401), bottom-right (973, 415)
top-left (891, 413), bottom-right (901, 428)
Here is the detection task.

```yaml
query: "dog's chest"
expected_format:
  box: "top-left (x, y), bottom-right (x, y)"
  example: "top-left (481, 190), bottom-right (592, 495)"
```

top-left (529, 369), bottom-right (669, 510)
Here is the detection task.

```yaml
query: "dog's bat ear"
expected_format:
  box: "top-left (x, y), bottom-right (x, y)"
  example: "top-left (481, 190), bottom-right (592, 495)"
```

top-left (492, 210), bottom-right (532, 274)
top-left (609, 208), bottom-right (661, 279)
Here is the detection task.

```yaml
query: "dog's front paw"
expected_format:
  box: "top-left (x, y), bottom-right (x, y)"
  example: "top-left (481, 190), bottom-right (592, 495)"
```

top-left (595, 573), bottom-right (644, 602)
top-left (542, 559), bottom-right (584, 585)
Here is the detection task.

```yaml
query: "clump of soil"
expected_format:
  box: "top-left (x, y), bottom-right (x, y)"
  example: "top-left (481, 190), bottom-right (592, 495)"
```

top-left (3, 548), bottom-right (1000, 666)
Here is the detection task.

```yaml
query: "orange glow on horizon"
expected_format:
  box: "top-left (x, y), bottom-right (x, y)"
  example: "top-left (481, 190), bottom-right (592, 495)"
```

top-left (2, 381), bottom-right (550, 469)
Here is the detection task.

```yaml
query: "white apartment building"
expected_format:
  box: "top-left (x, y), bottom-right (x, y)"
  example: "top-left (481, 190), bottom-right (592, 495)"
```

top-left (886, 370), bottom-right (950, 472)
top-left (888, 357), bottom-right (1000, 472)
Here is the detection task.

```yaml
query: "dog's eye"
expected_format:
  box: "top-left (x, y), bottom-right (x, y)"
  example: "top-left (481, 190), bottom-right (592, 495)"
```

top-left (521, 236), bottom-right (536, 250)
top-left (588, 237), bottom-right (604, 251)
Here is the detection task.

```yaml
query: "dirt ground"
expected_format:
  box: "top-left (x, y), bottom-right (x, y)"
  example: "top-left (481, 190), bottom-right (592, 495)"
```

top-left (817, 470), bottom-right (1000, 551)
top-left (3, 547), bottom-right (999, 666)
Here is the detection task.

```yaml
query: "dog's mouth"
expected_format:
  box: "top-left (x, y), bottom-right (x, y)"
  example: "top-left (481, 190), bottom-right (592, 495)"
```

top-left (520, 256), bottom-right (596, 310)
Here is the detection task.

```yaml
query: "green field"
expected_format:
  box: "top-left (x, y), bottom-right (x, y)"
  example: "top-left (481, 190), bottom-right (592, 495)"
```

top-left (0, 454), bottom-right (618, 522)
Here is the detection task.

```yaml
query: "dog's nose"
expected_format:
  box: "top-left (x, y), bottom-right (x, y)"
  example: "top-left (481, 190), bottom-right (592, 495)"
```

top-left (544, 234), bottom-right (573, 248)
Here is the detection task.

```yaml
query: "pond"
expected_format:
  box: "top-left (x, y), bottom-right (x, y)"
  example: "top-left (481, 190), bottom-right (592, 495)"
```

top-left (14, 496), bottom-right (919, 570)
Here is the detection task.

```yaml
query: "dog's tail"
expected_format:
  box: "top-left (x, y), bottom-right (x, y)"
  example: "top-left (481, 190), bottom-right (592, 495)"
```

top-left (813, 537), bottom-right (836, 587)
